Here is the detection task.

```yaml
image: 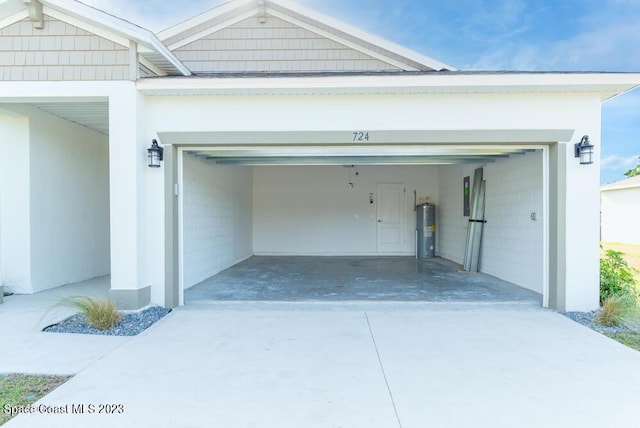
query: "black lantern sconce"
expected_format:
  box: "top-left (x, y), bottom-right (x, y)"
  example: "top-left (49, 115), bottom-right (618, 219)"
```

top-left (148, 139), bottom-right (164, 168)
top-left (574, 135), bottom-right (594, 165)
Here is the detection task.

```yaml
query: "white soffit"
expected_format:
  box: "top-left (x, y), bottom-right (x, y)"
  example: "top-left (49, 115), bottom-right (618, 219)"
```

top-left (138, 73), bottom-right (640, 100)
top-left (30, 101), bottom-right (109, 134)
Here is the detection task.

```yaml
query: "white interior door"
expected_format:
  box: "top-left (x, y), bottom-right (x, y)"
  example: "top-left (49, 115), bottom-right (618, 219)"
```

top-left (377, 183), bottom-right (406, 253)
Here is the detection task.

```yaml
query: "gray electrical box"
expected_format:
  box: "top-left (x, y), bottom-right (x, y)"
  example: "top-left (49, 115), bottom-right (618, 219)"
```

top-left (416, 203), bottom-right (436, 258)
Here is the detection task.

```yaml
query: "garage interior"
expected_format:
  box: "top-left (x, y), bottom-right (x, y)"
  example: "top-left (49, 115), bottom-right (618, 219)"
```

top-left (178, 143), bottom-right (545, 305)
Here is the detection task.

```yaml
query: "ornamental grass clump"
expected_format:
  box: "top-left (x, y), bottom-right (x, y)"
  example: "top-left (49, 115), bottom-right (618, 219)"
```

top-left (595, 294), bottom-right (638, 327)
top-left (61, 296), bottom-right (122, 330)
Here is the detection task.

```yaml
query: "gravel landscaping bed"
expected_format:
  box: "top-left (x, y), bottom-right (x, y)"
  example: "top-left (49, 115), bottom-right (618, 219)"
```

top-left (563, 310), bottom-right (634, 334)
top-left (43, 306), bottom-right (171, 336)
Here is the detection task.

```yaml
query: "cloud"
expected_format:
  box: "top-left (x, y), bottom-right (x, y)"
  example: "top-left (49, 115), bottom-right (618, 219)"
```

top-left (456, 0), bottom-right (529, 39)
top-left (80, 0), bottom-right (222, 31)
top-left (546, 20), bottom-right (640, 71)
top-left (467, 16), bottom-right (640, 71)
top-left (461, 0), bottom-right (640, 71)
top-left (601, 154), bottom-right (640, 170)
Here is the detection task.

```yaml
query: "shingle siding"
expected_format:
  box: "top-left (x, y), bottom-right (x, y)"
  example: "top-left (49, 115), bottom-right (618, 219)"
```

top-left (174, 16), bottom-right (399, 73)
top-left (0, 15), bottom-right (129, 81)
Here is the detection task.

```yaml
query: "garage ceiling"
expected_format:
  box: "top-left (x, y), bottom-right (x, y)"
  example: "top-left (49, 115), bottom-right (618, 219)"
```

top-left (186, 145), bottom-right (538, 165)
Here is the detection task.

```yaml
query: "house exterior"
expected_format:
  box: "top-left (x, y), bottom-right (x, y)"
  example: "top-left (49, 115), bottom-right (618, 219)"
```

top-left (601, 175), bottom-right (640, 244)
top-left (1, 0), bottom-right (639, 312)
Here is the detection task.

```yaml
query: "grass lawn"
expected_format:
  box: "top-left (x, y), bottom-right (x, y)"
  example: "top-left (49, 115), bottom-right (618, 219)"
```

top-left (603, 332), bottom-right (640, 352)
top-left (0, 374), bottom-right (70, 425)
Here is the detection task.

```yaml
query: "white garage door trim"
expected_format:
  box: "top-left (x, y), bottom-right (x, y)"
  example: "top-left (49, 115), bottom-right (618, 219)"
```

top-left (162, 130), bottom-right (566, 308)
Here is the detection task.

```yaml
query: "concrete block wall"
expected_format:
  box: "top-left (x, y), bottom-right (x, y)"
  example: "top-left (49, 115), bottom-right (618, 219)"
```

top-left (182, 154), bottom-right (253, 289)
top-left (438, 151), bottom-right (544, 293)
top-left (436, 164), bottom-right (474, 265)
top-left (253, 165), bottom-right (438, 255)
top-left (481, 151), bottom-right (544, 293)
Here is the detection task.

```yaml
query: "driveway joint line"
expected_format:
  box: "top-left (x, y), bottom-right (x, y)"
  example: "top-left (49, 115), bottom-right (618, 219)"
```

top-left (365, 311), bottom-right (403, 428)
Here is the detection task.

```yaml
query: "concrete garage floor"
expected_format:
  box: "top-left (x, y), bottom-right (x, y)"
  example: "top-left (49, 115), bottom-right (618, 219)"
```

top-left (185, 256), bottom-right (542, 304)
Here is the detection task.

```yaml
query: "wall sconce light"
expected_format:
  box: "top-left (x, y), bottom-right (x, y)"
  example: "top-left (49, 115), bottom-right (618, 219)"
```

top-left (574, 135), bottom-right (594, 165)
top-left (148, 139), bottom-right (164, 168)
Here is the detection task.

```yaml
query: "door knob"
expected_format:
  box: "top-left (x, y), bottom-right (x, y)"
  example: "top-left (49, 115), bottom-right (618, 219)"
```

top-left (378, 220), bottom-right (383, 223)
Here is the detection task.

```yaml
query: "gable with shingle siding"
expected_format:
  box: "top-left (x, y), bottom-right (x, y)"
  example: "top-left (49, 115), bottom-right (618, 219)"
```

top-left (0, 15), bottom-right (129, 81)
top-left (173, 15), bottom-right (400, 73)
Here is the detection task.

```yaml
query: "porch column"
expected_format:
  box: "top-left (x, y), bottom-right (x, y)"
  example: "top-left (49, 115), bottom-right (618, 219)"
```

top-left (108, 86), bottom-right (150, 309)
top-left (549, 137), bottom-right (600, 312)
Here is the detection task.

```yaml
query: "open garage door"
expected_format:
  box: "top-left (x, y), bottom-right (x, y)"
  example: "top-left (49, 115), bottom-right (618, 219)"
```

top-left (160, 129), bottom-right (572, 307)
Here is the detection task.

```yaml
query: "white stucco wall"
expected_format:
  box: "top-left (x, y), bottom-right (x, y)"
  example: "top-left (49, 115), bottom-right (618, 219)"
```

top-left (145, 90), bottom-right (602, 310)
top-left (252, 165), bottom-right (438, 255)
top-left (0, 106), bottom-right (110, 293)
top-left (28, 106), bottom-right (110, 292)
top-left (182, 154), bottom-right (253, 289)
top-left (0, 113), bottom-right (31, 293)
top-left (601, 187), bottom-right (640, 244)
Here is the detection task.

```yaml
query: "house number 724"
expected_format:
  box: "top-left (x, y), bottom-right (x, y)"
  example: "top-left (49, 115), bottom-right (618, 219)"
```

top-left (353, 131), bottom-right (370, 142)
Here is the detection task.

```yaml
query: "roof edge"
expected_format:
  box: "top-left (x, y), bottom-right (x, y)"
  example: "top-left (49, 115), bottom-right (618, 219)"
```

top-left (155, 0), bottom-right (456, 72)
top-left (136, 71), bottom-right (640, 98)
top-left (601, 175), bottom-right (640, 191)
top-left (40, 0), bottom-right (191, 76)
top-left (267, 0), bottom-right (456, 71)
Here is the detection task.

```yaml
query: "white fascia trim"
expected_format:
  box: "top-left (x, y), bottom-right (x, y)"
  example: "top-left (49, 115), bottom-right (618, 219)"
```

top-left (601, 185), bottom-right (640, 192)
top-left (44, 7), bottom-right (130, 47)
top-left (269, 0), bottom-right (457, 71)
top-left (601, 181), bottom-right (640, 191)
top-left (267, 8), bottom-right (418, 72)
top-left (0, 10), bottom-right (29, 29)
top-left (136, 73), bottom-right (640, 98)
top-left (41, 0), bottom-right (190, 75)
top-left (0, 80), bottom-right (133, 100)
top-left (167, 9), bottom-right (258, 51)
top-left (157, 0), bottom-right (253, 41)
top-left (147, 37), bottom-right (191, 76)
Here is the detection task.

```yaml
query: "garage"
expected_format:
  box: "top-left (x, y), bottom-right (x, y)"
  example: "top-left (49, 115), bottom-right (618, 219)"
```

top-left (4, 0), bottom-right (637, 312)
top-left (168, 138), bottom-right (547, 305)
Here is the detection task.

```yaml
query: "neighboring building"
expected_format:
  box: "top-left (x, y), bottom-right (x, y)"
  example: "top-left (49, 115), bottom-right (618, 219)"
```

top-left (601, 175), bottom-right (640, 244)
top-left (1, 0), bottom-right (639, 311)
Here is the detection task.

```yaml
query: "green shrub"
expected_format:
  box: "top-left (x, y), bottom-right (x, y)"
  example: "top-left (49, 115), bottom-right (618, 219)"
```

top-left (595, 294), bottom-right (638, 327)
top-left (600, 249), bottom-right (638, 303)
top-left (61, 296), bottom-right (121, 330)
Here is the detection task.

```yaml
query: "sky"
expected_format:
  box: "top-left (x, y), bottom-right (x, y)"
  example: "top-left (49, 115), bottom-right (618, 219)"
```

top-left (82, 0), bottom-right (640, 184)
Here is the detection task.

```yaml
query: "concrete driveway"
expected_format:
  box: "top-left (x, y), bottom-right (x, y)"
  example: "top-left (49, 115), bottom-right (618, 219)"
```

top-left (3, 298), bottom-right (640, 428)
